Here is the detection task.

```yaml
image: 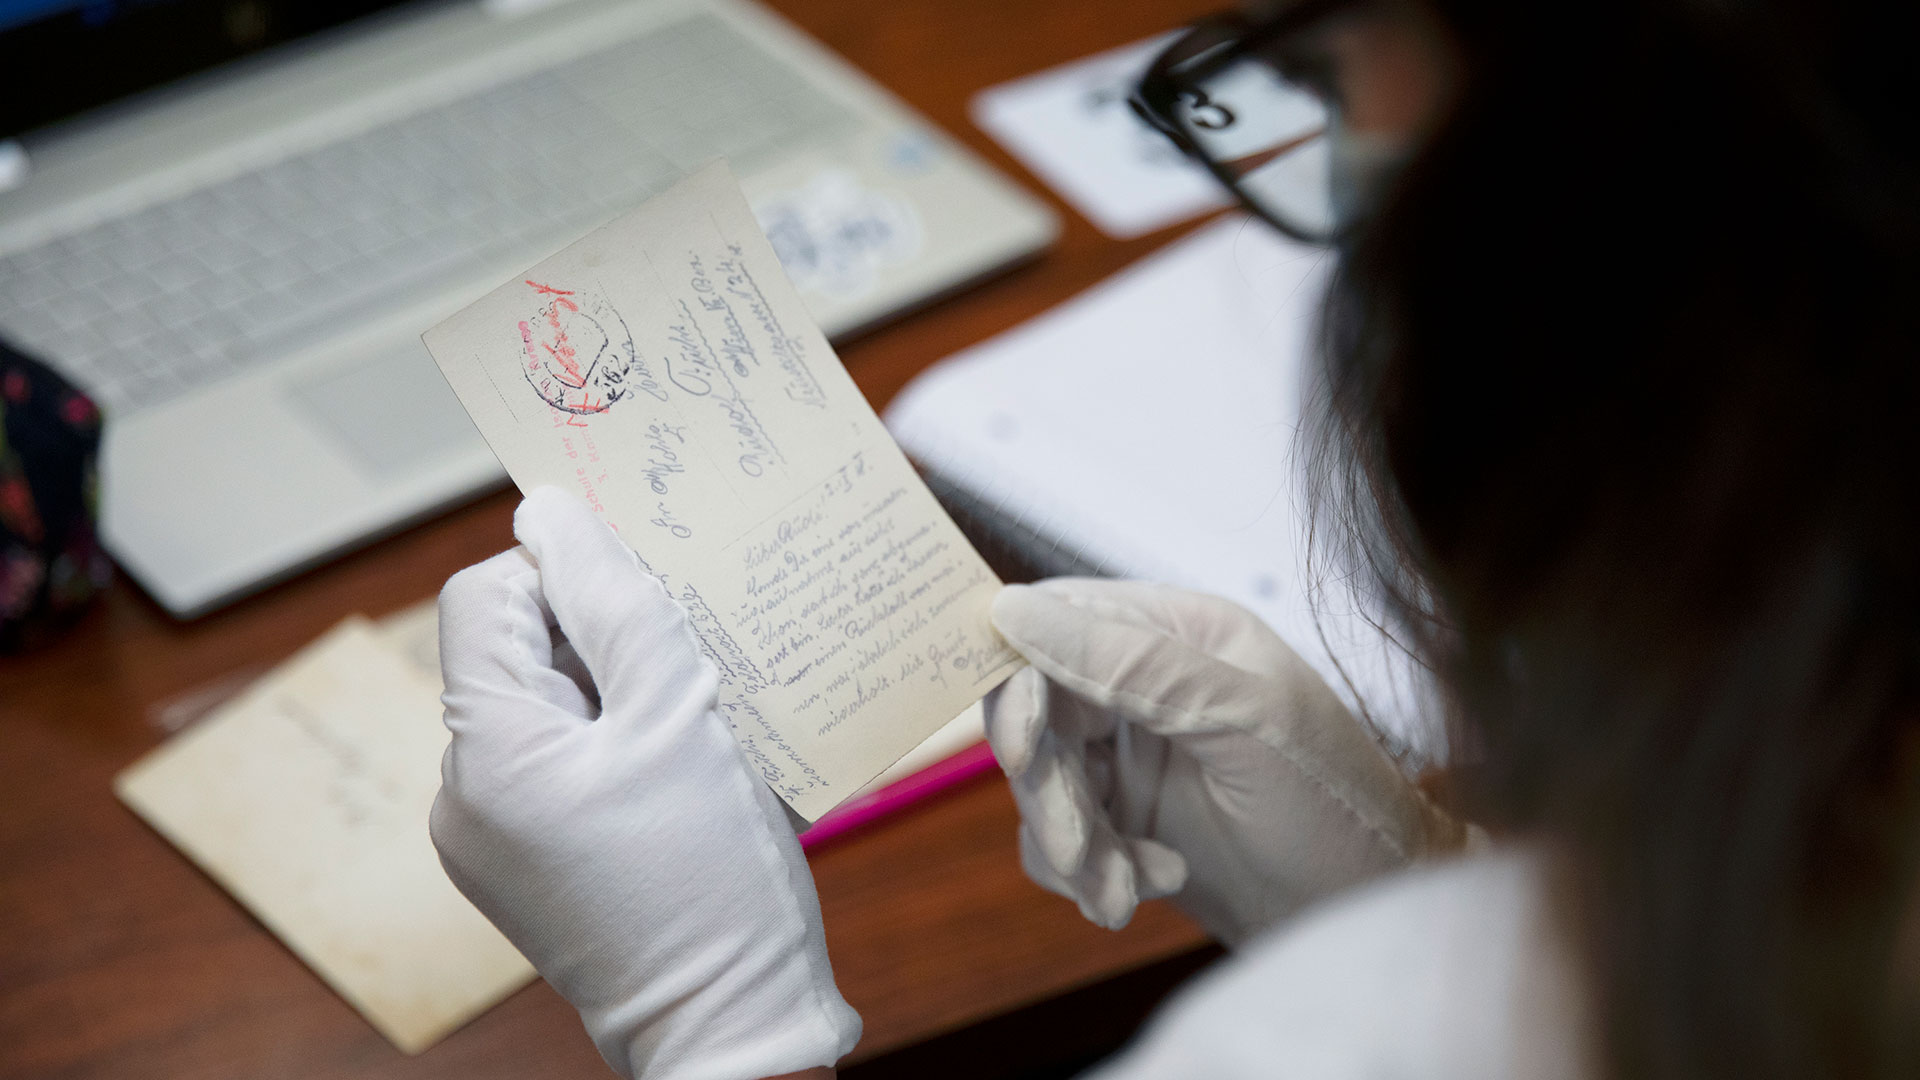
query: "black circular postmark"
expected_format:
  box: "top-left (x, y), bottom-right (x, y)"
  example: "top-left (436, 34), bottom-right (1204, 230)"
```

top-left (518, 279), bottom-right (641, 417)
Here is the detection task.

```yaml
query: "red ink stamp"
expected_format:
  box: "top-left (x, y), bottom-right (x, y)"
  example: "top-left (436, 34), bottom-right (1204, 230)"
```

top-left (519, 279), bottom-right (640, 419)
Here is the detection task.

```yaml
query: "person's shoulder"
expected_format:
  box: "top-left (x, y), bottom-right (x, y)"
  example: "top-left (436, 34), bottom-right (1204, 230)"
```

top-left (1087, 848), bottom-right (1594, 1079)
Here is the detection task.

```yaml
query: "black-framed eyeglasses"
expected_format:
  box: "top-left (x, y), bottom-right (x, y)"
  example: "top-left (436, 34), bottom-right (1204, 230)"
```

top-left (1130, 0), bottom-right (1375, 244)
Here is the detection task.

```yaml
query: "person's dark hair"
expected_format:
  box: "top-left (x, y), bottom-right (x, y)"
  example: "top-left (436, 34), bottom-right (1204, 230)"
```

top-left (1305, 0), bottom-right (1920, 1075)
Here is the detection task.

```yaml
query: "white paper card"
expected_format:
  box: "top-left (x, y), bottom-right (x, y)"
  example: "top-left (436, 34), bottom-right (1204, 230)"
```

top-left (971, 34), bottom-right (1231, 239)
top-left (422, 162), bottom-right (1021, 821)
top-left (115, 619), bottom-right (535, 1053)
top-left (383, 593), bottom-right (984, 813)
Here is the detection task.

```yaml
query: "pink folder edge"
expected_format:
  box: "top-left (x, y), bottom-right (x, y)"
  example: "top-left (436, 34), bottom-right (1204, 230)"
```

top-left (800, 740), bottom-right (1000, 851)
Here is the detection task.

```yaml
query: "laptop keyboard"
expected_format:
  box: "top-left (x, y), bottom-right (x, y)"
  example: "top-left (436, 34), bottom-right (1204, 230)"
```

top-left (0, 14), bottom-right (854, 415)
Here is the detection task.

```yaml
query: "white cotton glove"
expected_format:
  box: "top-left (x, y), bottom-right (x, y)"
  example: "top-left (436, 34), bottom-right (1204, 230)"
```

top-left (429, 487), bottom-right (860, 1080)
top-left (986, 578), bottom-right (1472, 946)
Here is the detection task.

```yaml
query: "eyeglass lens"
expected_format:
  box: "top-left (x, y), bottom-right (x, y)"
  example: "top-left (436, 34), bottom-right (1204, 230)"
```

top-left (1173, 54), bottom-right (1338, 237)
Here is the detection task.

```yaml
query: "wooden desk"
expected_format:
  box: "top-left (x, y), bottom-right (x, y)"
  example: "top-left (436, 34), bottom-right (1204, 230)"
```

top-left (0, 0), bottom-right (1222, 1073)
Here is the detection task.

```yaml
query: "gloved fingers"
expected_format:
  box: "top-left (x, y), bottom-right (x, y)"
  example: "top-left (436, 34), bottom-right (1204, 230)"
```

top-left (1129, 835), bottom-right (1189, 899)
top-left (1065, 831), bottom-right (1188, 931)
top-left (1017, 578), bottom-right (1309, 681)
top-left (547, 633), bottom-right (602, 719)
top-left (1061, 752), bottom-right (1189, 926)
top-left (426, 788), bottom-right (488, 903)
top-left (438, 547), bottom-right (552, 687)
top-left (994, 580), bottom-right (1349, 743)
top-left (512, 487), bottom-right (717, 718)
top-left (1083, 745), bottom-right (1115, 811)
top-left (1053, 676), bottom-right (1121, 745)
top-left (1015, 825), bottom-right (1135, 929)
top-left (438, 547), bottom-right (598, 735)
top-left (985, 664), bottom-right (1121, 785)
top-left (433, 692), bottom-right (587, 838)
top-left (1103, 718), bottom-right (1174, 837)
top-left (1014, 826), bottom-right (1080, 904)
top-left (996, 581), bottom-right (1438, 856)
top-left (997, 663), bottom-right (1157, 894)
top-left (982, 665), bottom-right (1048, 779)
top-left (1004, 725), bottom-right (1094, 879)
top-left (1015, 820), bottom-right (1187, 930)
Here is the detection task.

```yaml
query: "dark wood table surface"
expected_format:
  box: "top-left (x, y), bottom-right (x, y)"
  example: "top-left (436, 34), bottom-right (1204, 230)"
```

top-left (0, 0), bottom-right (1225, 1075)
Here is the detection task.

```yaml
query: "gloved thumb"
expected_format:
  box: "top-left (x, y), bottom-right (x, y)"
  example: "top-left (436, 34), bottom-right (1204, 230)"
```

top-left (1009, 578), bottom-right (1313, 681)
top-left (982, 665), bottom-right (1048, 779)
top-left (991, 581), bottom-right (1347, 741)
top-left (512, 487), bottom-right (717, 721)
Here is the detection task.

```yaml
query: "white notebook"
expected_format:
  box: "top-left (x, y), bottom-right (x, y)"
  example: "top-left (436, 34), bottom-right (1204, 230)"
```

top-left (884, 215), bottom-right (1439, 756)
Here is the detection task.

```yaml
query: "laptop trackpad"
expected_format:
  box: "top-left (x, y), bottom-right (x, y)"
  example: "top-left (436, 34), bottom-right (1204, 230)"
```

top-left (289, 344), bottom-right (482, 475)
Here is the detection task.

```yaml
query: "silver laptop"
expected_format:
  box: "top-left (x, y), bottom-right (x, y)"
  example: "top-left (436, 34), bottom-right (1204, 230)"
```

top-left (0, 0), bottom-right (1056, 616)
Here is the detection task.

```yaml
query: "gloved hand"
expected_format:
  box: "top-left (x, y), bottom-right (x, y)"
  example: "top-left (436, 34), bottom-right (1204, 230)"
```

top-left (986, 578), bottom-right (1473, 946)
top-left (429, 487), bottom-right (860, 1080)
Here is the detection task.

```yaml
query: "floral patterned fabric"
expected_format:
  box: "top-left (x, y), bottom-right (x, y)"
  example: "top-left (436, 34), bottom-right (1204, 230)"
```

top-left (1, 338), bottom-right (111, 651)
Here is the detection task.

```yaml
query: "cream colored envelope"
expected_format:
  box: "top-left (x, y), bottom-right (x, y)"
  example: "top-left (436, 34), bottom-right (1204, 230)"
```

top-left (116, 618), bottom-right (534, 1053)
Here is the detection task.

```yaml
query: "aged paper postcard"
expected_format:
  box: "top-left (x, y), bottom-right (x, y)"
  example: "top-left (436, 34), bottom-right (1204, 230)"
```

top-left (422, 161), bottom-right (1021, 821)
top-left (115, 619), bottom-right (534, 1053)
